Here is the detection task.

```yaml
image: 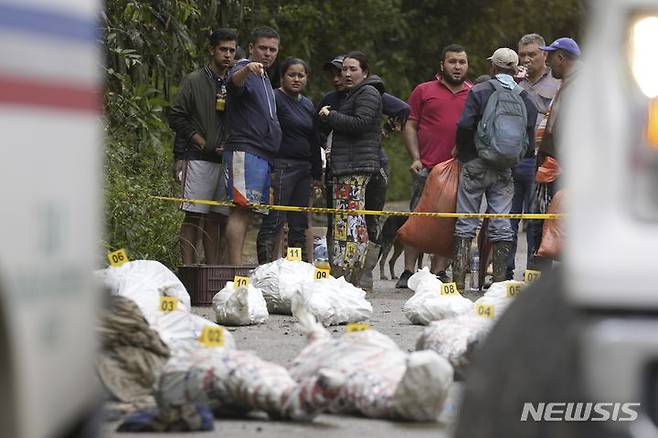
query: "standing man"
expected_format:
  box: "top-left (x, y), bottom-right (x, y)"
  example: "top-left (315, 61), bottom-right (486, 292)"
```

top-left (506, 33), bottom-right (561, 279)
top-left (529, 37), bottom-right (581, 268)
top-left (168, 29), bottom-right (237, 265)
top-left (396, 44), bottom-right (472, 288)
top-left (224, 26), bottom-right (282, 264)
top-left (453, 48), bottom-right (538, 292)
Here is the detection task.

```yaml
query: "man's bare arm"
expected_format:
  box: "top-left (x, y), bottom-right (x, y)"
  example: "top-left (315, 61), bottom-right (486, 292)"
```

top-left (403, 119), bottom-right (423, 173)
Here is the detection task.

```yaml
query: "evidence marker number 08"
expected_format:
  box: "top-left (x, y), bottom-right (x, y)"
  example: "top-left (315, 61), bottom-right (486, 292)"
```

top-left (314, 268), bottom-right (330, 280)
top-left (440, 282), bottom-right (460, 296)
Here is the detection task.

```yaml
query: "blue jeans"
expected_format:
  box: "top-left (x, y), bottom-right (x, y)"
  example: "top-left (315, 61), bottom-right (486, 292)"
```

top-left (455, 159), bottom-right (514, 241)
top-left (507, 157), bottom-right (536, 276)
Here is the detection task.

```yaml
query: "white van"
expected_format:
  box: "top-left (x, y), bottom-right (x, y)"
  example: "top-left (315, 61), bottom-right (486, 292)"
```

top-left (0, 1), bottom-right (103, 437)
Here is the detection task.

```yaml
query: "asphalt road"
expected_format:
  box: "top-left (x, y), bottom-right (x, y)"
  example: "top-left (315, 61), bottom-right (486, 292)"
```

top-left (103, 228), bottom-right (529, 438)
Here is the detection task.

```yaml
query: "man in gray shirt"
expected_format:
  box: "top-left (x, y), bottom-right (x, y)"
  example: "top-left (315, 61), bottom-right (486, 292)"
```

top-left (506, 33), bottom-right (561, 279)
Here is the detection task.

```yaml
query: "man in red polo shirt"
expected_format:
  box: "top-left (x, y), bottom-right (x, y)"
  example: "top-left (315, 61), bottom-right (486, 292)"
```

top-left (396, 43), bottom-right (472, 288)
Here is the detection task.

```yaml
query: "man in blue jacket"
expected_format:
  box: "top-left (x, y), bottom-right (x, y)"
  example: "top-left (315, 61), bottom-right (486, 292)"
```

top-left (224, 26), bottom-right (282, 264)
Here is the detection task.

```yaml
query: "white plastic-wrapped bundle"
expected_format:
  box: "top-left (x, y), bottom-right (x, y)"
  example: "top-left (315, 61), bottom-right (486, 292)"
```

top-left (472, 280), bottom-right (521, 319)
top-left (288, 303), bottom-right (453, 421)
top-left (96, 260), bottom-right (192, 322)
top-left (212, 282), bottom-right (268, 326)
top-left (291, 276), bottom-right (372, 326)
top-left (250, 259), bottom-right (316, 314)
top-left (415, 315), bottom-right (492, 373)
top-left (402, 268), bottom-right (474, 325)
top-left (156, 343), bottom-right (343, 421)
top-left (96, 260), bottom-right (235, 351)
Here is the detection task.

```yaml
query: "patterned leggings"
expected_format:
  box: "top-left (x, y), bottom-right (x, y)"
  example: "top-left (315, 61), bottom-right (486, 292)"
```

top-left (331, 174), bottom-right (371, 272)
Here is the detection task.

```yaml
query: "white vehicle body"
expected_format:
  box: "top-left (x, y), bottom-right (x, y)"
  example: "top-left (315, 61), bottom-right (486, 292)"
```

top-left (0, 1), bottom-right (102, 437)
top-left (565, 0), bottom-right (658, 309)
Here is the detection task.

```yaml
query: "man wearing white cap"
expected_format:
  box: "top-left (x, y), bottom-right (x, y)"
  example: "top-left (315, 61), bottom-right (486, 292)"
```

top-left (452, 48), bottom-right (538, 292)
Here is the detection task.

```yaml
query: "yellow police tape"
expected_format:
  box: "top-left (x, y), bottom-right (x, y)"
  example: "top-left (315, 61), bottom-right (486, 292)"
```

top-left (150, 195), bottom-right (563, 220)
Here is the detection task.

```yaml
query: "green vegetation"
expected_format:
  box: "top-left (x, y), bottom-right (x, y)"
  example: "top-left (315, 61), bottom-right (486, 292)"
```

top-left (102, 0), bottom-right (585, 266)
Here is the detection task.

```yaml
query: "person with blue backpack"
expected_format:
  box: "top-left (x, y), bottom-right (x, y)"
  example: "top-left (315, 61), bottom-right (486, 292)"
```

top-left (452, 48), bottom-right (538, 292)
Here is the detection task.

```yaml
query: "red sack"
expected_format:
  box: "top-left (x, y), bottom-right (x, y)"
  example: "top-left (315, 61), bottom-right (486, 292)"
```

top-left (537, 190), bottom-right (564, 259)
top-left (397, 159), bottom-right (461, 257)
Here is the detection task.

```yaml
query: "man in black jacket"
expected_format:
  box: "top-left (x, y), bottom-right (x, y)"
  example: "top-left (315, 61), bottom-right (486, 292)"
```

top-left (453, 48), bottom-right (538, 291)
top-left (168, 29), bottom-right (237, 264)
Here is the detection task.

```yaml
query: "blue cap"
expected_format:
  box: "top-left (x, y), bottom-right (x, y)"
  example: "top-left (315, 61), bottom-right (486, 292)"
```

top-left (539, 37), bottom-right (581, 57)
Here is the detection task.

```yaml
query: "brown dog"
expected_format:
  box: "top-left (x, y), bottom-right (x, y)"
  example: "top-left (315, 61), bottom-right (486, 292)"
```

top-left (378, 216), bottom-right (423, 279)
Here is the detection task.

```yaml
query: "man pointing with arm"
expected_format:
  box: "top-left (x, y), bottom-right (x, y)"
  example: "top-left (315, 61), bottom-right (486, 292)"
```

top-left (224, 26), bottom-right (282, 264)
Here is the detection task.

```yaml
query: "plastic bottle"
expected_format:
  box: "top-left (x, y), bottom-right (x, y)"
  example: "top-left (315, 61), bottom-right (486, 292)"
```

top-left (471, 251), bottom-right (480, 290)
top-left (314, 258), bottom-right (331, 270)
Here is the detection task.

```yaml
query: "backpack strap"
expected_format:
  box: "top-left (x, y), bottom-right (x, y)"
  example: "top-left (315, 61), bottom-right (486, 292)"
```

top-left (489, 78), bottom-right (503, 91)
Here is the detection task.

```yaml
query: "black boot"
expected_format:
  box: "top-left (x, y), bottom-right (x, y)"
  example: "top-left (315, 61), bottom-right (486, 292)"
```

top-left (528, 254), bottom-right (553, 272)
top-left (257, 236), bottom-right (275, 264)
top-left (452, 237), bottom-right (471, 292)
top-left (493, 241), bottom-right (513, 282)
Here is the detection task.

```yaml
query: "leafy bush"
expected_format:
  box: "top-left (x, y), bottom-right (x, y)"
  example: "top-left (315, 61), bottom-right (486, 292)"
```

top-left (104, 134), bottom-right (183, 267)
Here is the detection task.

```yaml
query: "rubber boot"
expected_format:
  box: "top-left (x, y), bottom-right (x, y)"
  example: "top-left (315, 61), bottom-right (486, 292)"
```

top-left (452, 237), bottom-right (471, 292)
top-left (493, 241), bottom-right (513, 282)
top-left (347, 265), bottom-right (364, 288)
top-left (257, 236), bottom-right (275, 264)
top-left (359, 242), bottom-right (381, 291)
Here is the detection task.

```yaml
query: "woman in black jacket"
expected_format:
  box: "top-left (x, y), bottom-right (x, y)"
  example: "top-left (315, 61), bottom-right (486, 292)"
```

top-left (318, 51), bottom-right (383, 284)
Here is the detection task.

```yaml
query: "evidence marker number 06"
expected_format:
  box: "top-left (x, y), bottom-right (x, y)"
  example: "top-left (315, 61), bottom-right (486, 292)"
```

top-left (107, 248), bottom-right (128, 267)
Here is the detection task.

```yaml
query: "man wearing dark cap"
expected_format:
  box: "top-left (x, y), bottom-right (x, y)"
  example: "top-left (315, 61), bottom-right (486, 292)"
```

top-left (318, 55), bottom-right (410, 290)
top-left (537, 37), bottom-right (582, 162)
top-left (452, 48), bottom-right (538, 292)
top-left (528, 37), bottom-right (582, 268)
